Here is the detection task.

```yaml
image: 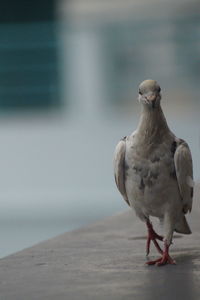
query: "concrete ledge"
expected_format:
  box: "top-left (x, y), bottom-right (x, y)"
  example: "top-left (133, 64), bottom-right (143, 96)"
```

top-left (0, 185), bottom-right (200, 300)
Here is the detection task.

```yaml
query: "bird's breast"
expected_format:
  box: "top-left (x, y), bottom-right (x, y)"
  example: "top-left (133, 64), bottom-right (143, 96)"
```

top-left (125, 142), bottom-right (176, 197)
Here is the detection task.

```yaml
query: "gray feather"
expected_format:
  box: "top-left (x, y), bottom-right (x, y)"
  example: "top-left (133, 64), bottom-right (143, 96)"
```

top-left (113, 139), bottom-right (130, 206)
top-left (174, 140), bottom-right (194, 213)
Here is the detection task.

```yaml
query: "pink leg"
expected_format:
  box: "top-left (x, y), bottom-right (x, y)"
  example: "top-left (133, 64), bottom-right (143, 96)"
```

top-left (146, 221), bottom-right (164, 256)
top-left (146, 242), bottom-right (176, 266)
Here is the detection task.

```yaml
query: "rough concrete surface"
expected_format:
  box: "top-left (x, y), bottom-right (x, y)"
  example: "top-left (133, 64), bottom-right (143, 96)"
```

top-left (0, 185), bottom-right (200, 300)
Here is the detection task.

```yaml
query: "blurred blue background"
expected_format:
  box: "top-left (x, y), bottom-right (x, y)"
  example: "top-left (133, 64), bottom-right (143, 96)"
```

top-left (0, 0), bottom-right (199, 257)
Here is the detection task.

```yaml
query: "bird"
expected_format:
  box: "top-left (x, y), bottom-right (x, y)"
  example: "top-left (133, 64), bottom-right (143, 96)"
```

top-left (113, 79), bottom-right (194, 266)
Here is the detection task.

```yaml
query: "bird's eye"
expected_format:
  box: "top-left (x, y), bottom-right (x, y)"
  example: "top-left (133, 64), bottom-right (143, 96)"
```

top-left (157, 87), bottom-right (161, 93)
top-left (139, 90), bottom-right (142, 95)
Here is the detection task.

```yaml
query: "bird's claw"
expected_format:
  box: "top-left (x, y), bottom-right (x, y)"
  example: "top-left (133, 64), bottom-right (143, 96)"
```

top-left (146, 245), bottom-right (176, 266)
top-left (146, 256), bottom-right (176, 266)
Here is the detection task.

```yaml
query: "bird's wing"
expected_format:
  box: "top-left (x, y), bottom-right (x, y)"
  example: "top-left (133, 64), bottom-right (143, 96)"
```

top-left (174, 140), bottom-right (194, 213)
top-left (113, 137), bottom-right (130, 206)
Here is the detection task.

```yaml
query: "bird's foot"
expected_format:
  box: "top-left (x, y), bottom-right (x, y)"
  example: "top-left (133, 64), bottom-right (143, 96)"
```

top-left (146, 221), bottom-right (164, 256)
top-left (146, 255), bottom-right (176, 266)
top-left (146, 243), bottom-right (176, 266)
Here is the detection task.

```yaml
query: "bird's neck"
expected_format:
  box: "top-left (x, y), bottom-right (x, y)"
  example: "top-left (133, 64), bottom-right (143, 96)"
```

top-left (137, 105), bottom-right (170, 142)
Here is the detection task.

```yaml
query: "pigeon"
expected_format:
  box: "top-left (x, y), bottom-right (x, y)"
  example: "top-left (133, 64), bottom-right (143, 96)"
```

top-left (113, 79), bottom-right (194, 266)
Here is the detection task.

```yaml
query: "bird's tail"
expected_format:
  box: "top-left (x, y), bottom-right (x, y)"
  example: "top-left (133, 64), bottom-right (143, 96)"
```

top-left (175, 215), bottom-right (192, 234)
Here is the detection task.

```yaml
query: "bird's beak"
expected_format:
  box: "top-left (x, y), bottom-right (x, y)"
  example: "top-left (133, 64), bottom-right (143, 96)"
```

top-left (146, 93), bottom-right (156, 102)
top-left (146, 93), bottom-right (157, 108)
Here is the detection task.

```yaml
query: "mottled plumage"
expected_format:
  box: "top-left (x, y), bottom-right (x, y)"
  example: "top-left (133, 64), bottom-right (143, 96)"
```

top-left (113, 79), bottom-right (194, 265)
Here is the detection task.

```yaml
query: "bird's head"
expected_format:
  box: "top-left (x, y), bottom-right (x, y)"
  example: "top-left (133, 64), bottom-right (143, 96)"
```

top-left (138, 79), bottom-right (161, 109)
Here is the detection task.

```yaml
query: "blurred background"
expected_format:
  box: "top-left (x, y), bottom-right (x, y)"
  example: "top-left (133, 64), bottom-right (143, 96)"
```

top-left (0, 0), bottom-right (199, 258)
